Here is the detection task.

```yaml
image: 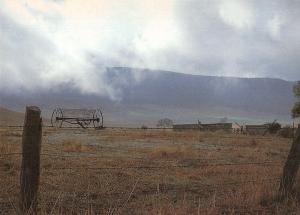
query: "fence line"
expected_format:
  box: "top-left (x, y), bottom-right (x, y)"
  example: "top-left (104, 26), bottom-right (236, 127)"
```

top-left (1, 125), bottom-right (173, 129)
top-left (0, 152), bottom-right (284, 168)
top-left (42, 163), bottom-right (281, 171)
top-left (0, 124), bottom-right (287, 133)
top-left (39, 177), bottom-right (281, 197)
top-left (0, 151), bottom-right (287, 162)
top-left (0, 124), bottom-right (288, 143)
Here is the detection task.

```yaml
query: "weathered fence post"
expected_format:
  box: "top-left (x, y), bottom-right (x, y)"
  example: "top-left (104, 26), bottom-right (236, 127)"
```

top-left (279, 127), bottom-right (300, 199)
top-left (20, 106), bottom-right (42, 214)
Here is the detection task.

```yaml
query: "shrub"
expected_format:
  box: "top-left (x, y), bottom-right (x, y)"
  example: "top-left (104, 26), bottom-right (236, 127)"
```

top-left (278, 126), bottom-right (294, 138)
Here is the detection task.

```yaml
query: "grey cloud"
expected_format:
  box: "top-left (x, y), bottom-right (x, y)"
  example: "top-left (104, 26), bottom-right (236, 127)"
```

top-left (171, 0), bottom-right (300, 80)
top-left (0, 12), bottom-right (56, 93)
top-left (0, 10), bottom-right (118, 99)
top-left (1, 0), bottom-right (299, 99)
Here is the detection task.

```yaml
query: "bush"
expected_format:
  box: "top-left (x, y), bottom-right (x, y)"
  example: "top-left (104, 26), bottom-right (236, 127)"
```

top-left (278, 126), bottom-right (294, 138)
top-left (268, 122), bottom-right (281, 134)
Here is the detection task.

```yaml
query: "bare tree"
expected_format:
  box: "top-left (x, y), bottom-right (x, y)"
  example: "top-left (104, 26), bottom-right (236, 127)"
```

top-left (157, 118), bottom-right (173, 128)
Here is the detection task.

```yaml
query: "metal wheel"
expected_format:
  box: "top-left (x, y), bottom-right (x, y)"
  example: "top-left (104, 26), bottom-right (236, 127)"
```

top-left (93, 109), bottom-right (104, 129)
top-left (51, 108), bottom-right (63, 128)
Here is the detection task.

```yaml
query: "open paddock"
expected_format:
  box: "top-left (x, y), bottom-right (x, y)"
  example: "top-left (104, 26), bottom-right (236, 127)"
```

top-left (0, 127), bottom-right (299, 214)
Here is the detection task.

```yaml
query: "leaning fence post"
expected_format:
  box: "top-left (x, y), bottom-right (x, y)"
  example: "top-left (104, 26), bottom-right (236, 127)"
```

top-left (20, 106), bottom-right (42, 214)
top-left (279, 127), bottom-right (300, 199)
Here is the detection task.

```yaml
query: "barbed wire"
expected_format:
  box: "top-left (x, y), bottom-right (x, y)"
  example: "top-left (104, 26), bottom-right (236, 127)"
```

top-left (0, 150), bottom-right (288, 160)
top-left (38, 177), bottom-right (281, 196)
top-left (0, 124), bottom-right (292, 144)
top-left (0, 125), bottom-right (171, 129)
top-left (0, 124), bottom-right (291, 132)
top-left (0, 152), bottom-right (284, 167)
top-left (42, 161), bottom-right (283, 170)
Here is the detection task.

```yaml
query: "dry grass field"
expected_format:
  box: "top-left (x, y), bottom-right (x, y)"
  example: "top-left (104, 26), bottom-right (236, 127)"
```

top-left (0, 127), bottom-right (299, 214)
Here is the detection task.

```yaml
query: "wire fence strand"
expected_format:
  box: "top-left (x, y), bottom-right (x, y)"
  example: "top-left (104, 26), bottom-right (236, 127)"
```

top-left (0, 152), bottom-right (284, 167)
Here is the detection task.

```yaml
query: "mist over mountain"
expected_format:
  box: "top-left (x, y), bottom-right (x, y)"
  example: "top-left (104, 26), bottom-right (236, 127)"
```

top-left (0, 67), bottom-right (295, 126)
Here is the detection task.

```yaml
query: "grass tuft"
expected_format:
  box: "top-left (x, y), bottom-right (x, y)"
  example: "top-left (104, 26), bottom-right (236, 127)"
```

top-left (61, 140), bottom-right (94, 153)
top-left (147, 144), bottom-right (196, 159)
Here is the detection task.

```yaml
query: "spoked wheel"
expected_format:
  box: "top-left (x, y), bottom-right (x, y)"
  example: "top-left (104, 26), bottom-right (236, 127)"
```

top-left (51, 108), bottom-right (63, 128)
top-left (93, 109), bottom-right (104, 129)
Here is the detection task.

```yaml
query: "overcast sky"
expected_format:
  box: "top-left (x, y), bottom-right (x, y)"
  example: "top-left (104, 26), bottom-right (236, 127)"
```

top-left (0, 0), bottom-right (299, 97)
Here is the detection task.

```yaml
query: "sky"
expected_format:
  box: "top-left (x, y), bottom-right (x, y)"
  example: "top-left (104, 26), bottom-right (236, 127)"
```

top-left (0, 0), bottom-right (300, 98)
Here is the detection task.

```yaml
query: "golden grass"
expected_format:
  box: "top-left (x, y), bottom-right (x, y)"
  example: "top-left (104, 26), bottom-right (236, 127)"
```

top-left (0, 127), bottom-right (298, 214)
top-left (60, 139), bottom-right (95, 153)
top-left (0, 129), bottom-right (20, 154)
top-left (146, 144), bottom-right (196, 159)
top-left (0, 135), bottom-right (13, 154)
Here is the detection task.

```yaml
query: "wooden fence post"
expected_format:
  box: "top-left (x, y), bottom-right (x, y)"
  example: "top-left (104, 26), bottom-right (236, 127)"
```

top-left (20, 106), bottom-right (42, 214)
top-left (279, 127), bottom-right (300, 199)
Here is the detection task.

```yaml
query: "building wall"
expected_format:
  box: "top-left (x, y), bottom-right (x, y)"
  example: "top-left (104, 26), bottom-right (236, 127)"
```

top-left (245, 125), bottom-right (268, 135)
top-left (173, 124), bottom-right (200, 130)
top-left (173, 123), bottom-right (232, 131)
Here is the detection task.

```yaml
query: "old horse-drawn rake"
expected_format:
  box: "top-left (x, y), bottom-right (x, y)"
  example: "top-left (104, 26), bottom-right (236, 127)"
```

top-left (51, 108), bottom-right (104, 129)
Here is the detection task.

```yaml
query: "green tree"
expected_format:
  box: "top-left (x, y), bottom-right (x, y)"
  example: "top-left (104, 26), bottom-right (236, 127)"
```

top-left (292, 81), bottom-right (300, 118)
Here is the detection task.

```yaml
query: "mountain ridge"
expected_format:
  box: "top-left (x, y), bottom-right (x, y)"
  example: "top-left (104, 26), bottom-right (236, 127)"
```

top-left (0, 67), bottom-right (296, 126)
top-left (110, 67), bottom-right (294, 82)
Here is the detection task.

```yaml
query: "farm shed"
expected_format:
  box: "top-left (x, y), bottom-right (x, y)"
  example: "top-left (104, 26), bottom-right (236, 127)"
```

top-left (173, 122), bottom-right (232, 131)
top-left (200, 123), bottom-right (232, 132)
top-left (245, 125), bottom-right (268, 135)
top-left (232, 122), bottom-right (245, 134)
top-left (173, 124), bottom-right (200, 130)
